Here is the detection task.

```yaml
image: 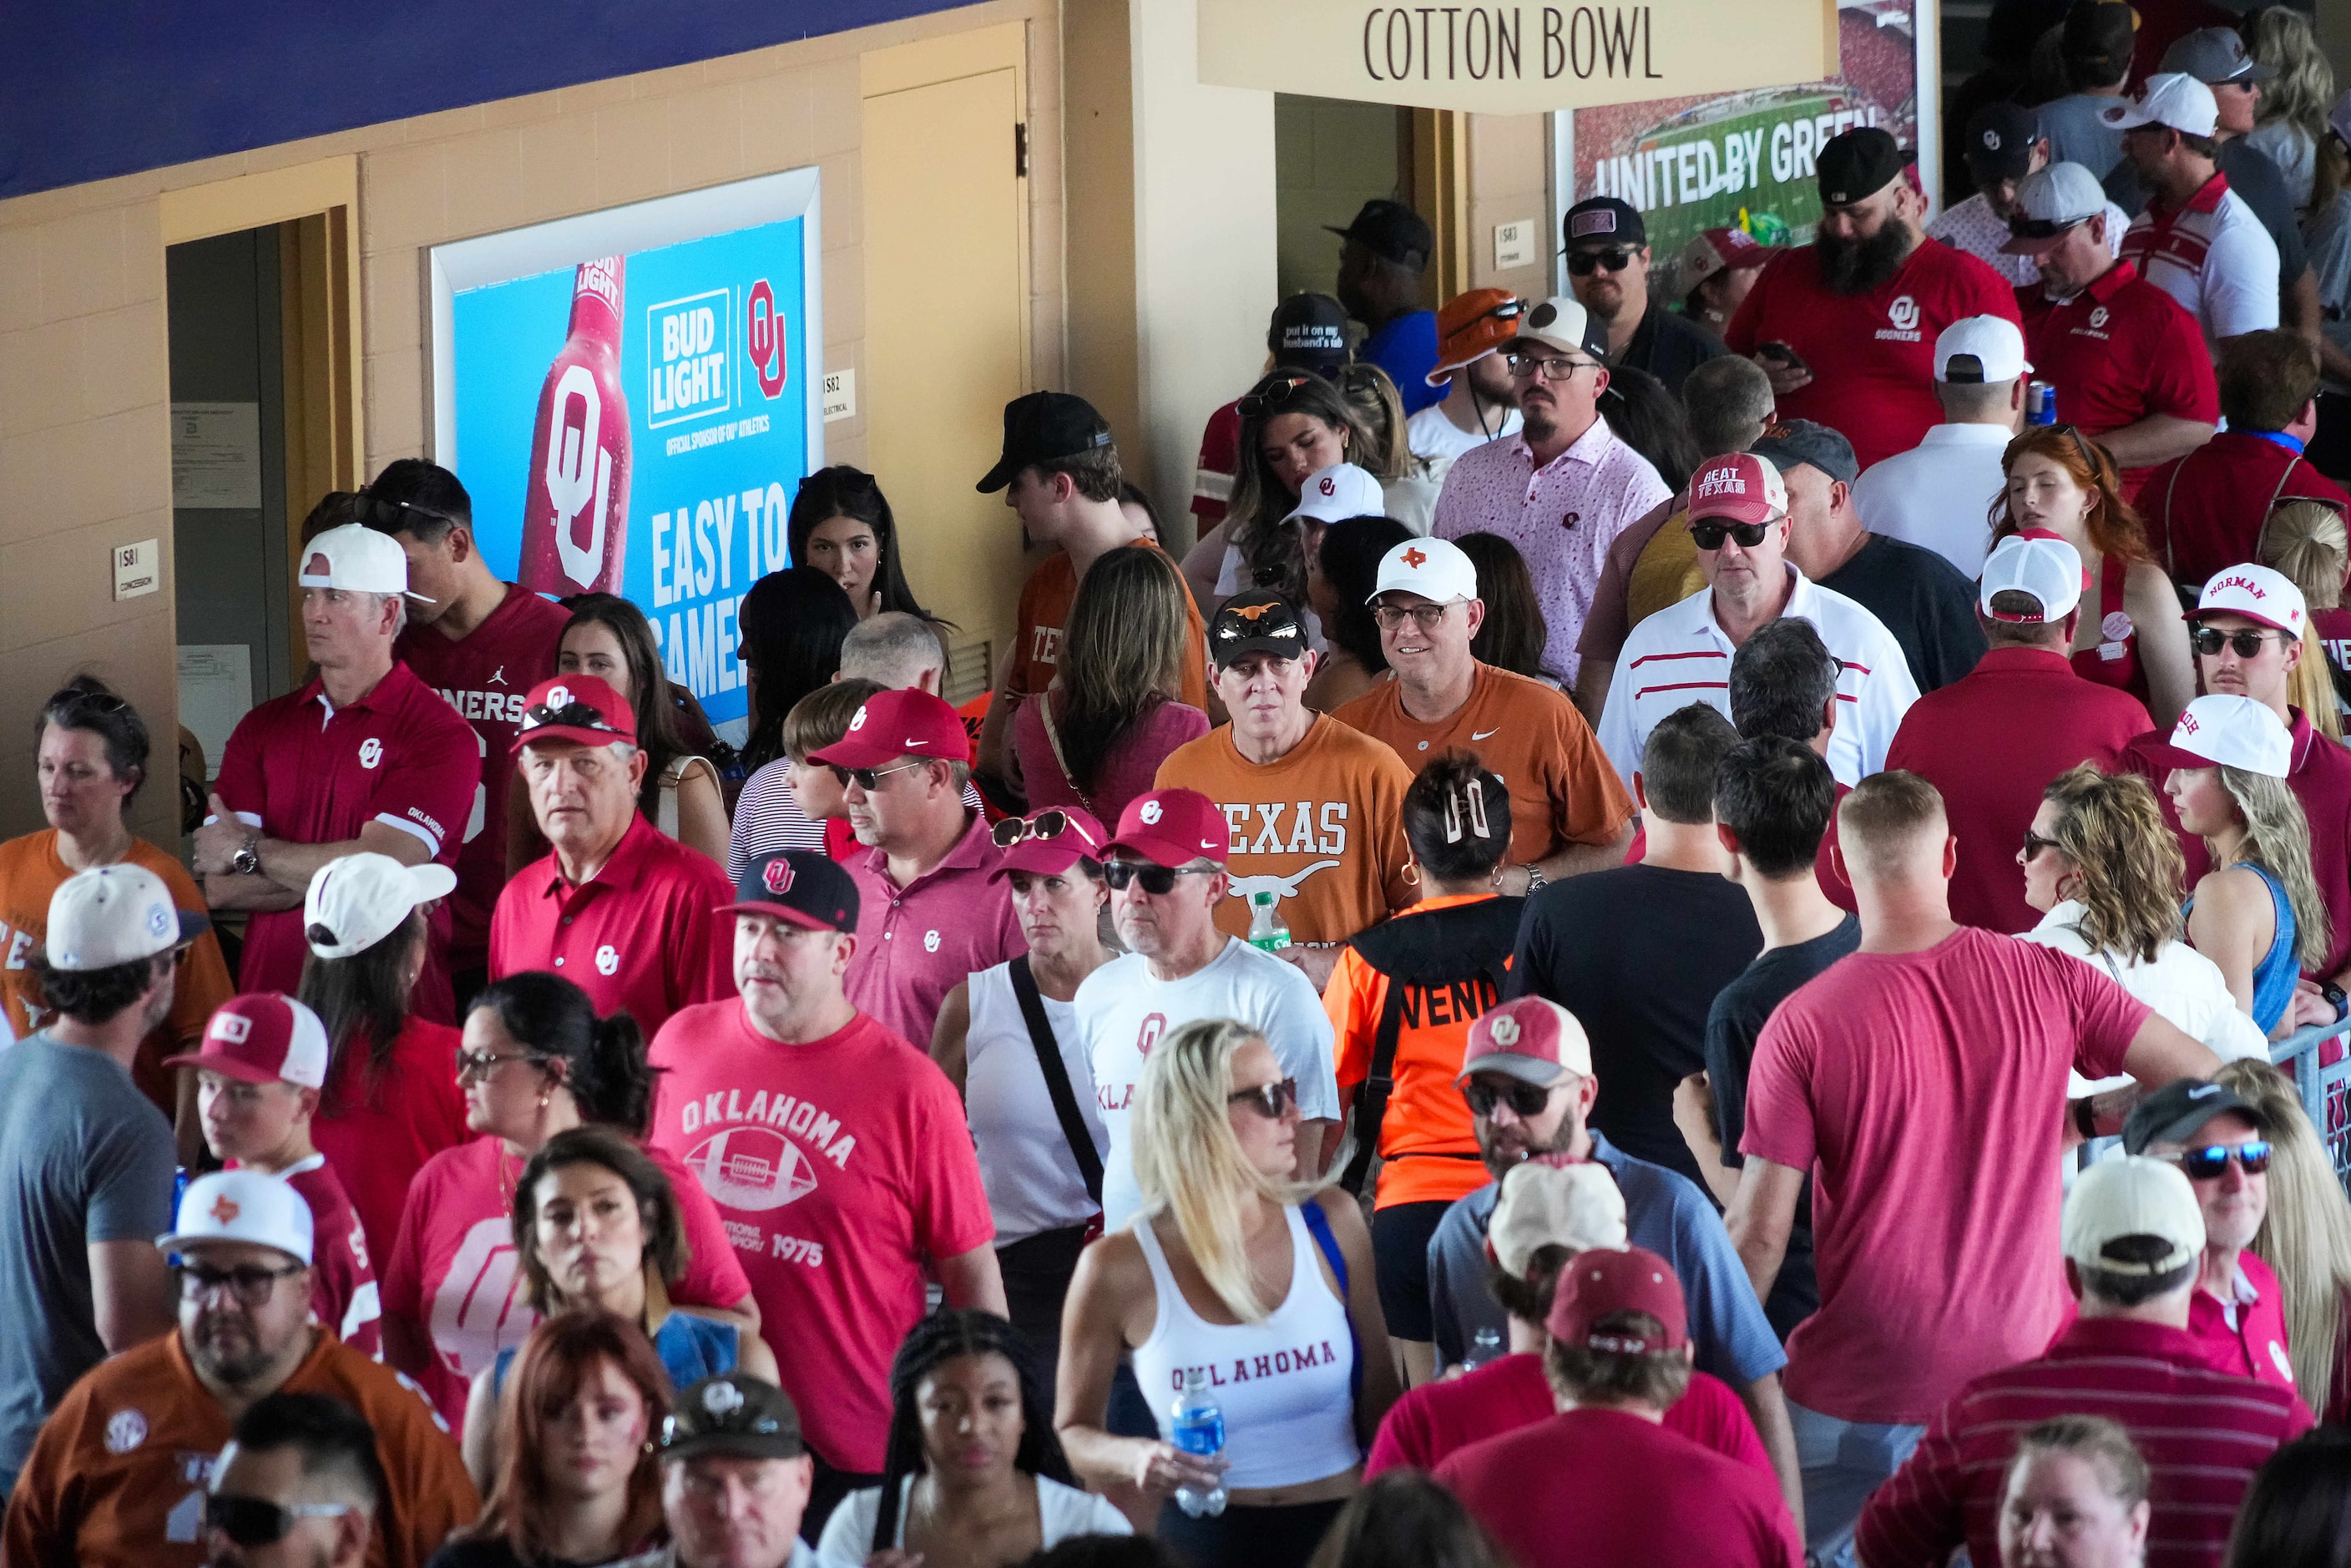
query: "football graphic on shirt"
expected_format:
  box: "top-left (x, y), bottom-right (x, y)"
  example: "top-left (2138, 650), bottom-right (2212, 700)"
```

top-left (428, 1217), bottom-right (532, 1375)
top-left (684, 1125), bottom-right (820, 1211)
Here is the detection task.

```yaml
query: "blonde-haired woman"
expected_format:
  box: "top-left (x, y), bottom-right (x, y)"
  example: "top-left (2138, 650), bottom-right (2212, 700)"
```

top-left (2161, 697), bottom-right (2336, 1039)
top-left (1332, 362), bottom-right (1440, 536)
top-left (2212, 1057), bottom-right (2351, 1424)
top-left (2247, 7), bottom-right (2335, 209)
top-left (1057, 1018), bottom-right (1398, 1568)
top-left (2259, 498), bottom-right (2350, 737)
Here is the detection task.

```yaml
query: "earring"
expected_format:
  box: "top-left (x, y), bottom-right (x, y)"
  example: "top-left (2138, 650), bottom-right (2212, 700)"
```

top-left (1401, 862), bottom-right (1421, 887)
top-left (538, 1089), bottom-right (552, 1110)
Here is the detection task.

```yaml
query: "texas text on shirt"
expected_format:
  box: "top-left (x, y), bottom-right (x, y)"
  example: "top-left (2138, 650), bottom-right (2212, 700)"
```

top-left (210, 660), bottom-right (479, 1020)
top-left (645, 1001), bottom-right (995, 1474)
top-left (2120, 171), bottom-right (2282, 351)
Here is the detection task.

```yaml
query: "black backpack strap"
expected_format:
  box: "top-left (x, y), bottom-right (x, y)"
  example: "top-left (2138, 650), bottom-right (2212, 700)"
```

top-left (1338, 974), bottom-right (1413, 1197)
top-left (1009, 956), bottom-right (1104, 1203)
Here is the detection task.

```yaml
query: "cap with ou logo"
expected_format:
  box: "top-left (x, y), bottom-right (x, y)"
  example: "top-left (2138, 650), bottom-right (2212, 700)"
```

top-left (2101, 73), bottom-right (2221, 138)
top-left (1677, 227), bottom-right (1771, 295)
top-left (1980, 530), bottom-right (2087, 622)
top-left (44, 863), bottom-right (209, 972)
top-left (297, 523), bottom-right (433, 604)
top-left (1487, 1161), bottom-right (1628, 1277)
top-left (2001, 162), bottom-right (2111, 254)
top-left (1282, 463), bottom-right (1388, 528)
top-left (806, 686), bottom-right (970, 771)
top-left (513, 673), bottom-right (637, 753)
top-left (1545, 1244), bottom-right (1689, 1354)
top-left (158, 1169), bottom-right (315, 1267)
top-left (2188, 563), bottom-right (2307, 637)
top-left (2063, 1154), bottom-right (2206, 1277)
top-left (1459, 995), bottom-right (1594, 1087)
top-left (1817, 126), bottom-right (1908, 206)
top-left (1507, 296), bottom-right (1607, 361)
top-left (1210, 592), bottom-right (1311, 671)
top-left (1101, 787), bottom-right (1230, 870)
top-left (304, 852), bottom-right (458, 959)
top-left (1964, 102), bottom-right (2040, 182)
top-left (2152, 694), bottom-right (2293, 777)
top-left (988, 806), bottom-right (1109, 883)
top-left (164, 994), bottom-right (331, 1088)
top-left (1370, 537), bottom-right (1479, 605)
top-left (1686, 453), bottom-right (1790, 527)
top-left (719, 849), bottom-right (860, 934)
top-left (1935, 316), bottom-right (2030, 384)
top-left (2162, 26), bottom-right (2275, 87)
top-left (662, 1374), bottom-right (806, 1461)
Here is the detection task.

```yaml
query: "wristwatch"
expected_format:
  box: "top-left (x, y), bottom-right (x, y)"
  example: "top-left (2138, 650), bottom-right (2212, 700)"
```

top-left (2327, 984), bottom-right (2348, 1020)
top-left (1520, 863), bottom-right (1548, 895)
top-left (230, 836), bottom-right (262, 877)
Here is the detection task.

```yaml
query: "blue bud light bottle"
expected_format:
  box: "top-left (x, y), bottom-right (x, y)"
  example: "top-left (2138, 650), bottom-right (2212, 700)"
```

top-left (1170, 1368), bottom-right (1227, 1518)
top-left (2027, 381), bottom-right (2057, 427)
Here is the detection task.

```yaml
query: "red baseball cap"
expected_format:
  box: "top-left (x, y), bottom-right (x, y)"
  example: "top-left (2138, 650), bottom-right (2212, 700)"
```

top-left (1686, 452), bottom-right (1789, 527)
top-left (513, 674), bottom-right (637, 752)
top-left (806, 688), bottom-right (970, 770)
top-left (165, 993), bottom-right (331, 1089)
top-left (1545, 1244), bottom-right (1689, 1353)
top-left (1458, 996), bottom-right (1593, 1087)
top-left (989, 807), bottom-right (1110, 881)
top-left (1101, 788), bottom-right (1231, 868)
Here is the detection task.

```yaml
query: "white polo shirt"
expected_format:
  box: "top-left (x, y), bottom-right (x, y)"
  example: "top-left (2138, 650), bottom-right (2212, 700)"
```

top-left (2120, 173), bottom-right (2280, 352)
top-left (1597, 564), bottom-right (1919, 789)
top-left (1849, 422), bottom-right (2015, 578)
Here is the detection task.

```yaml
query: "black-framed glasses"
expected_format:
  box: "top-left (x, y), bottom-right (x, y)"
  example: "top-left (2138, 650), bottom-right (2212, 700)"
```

top-left (2020, 829), bottom-right (2063, 861)
top-left (829, 759), bottom-right (930, 791)
top-left (1370, 602), bottom-right (1456, 633)
top-left (1464, 1080), bottom-right (1555, 1118)
top-left (1565, 247), bottom-right (1638, 276)
top-left (522, 699), bottom-right (624, 736)
top-left (1238, 375), bottom-right (1320, 420)
top-left (2165, 1141), bottom-right (2273, 1179)
top-left (1227, 1078), bottom-right (1299, 1120)
top-left (203, 1495), bottom-right (356, 1546)
top-left (456, 1047), bottom-right (549, 1083)
top-left (1504, 352), bottom-right (1595, 382)
top-left (1690, 520), bottom-right (1772, 552)
top-left (348, 491), bottom-right (454, 534)
top-left (176, 1261), bottom-right (306, 1307)
top-left (992, 808), bottom-right (1101, 852)
top-left (1103, 859), bottom-right (1214, 895)
top-left (2191, 627), bottom-right (2288, 659)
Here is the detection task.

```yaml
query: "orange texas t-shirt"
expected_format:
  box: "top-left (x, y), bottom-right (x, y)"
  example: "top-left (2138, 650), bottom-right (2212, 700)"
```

top-left (1009, 538), bottom-right (1209, 709)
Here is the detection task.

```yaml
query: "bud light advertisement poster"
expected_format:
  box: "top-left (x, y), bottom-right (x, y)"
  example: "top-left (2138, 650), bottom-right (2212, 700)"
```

top-left (428, 168), bottom-right (826, 741)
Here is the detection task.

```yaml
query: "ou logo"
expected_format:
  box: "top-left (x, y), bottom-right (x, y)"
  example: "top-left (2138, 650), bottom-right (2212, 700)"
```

top-left (358, 737), bottom-right (383, 769)
top-left (1136, 1012), bottom-right (1167, 1058)
top-left (746, 279), bottom-right (788, 399)
top-left (1489, 1014), bottom-right (1522, 1046)
top-left (1140, 800), bottom-right (1164, 824)
top-left (1980, 128), bottom-right (2000, 149)
top-left (596, 944), bottom-right (620, 975)
top-left (763, 858), bottom-right (796, 895)
top-left (1887, 296), bottom-right (1920, 332)
top-left (2090, 306), bottom-right (2109, 329)
top-left (1317, 475), bottom-right (1337, 496)
top-left (545, 685), bottom-right (572, 710)
top-left (849, 706), bottom-right (870, 731)
top-left (923, 930), bottom-right (941, 953)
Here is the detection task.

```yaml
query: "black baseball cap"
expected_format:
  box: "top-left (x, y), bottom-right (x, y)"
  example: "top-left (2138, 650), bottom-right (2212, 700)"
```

top-left (976, 392), bottom-right (1115, 493)
top-left (1327, 200), bottom-right (1434, 272)
top-left (661, 1375), bottom-right (806, 1462)
top-left (1750, 419), bottom-right (1859, 485)
top-left (2062, 1), bottom-right (2136, 83)
top-left (1563, 196), bottom-right (1646, 250)
top-left (1965, 103), bottom-right (2040, 182)
top-left (1269, 294), bottom-right (1351, 376)
top-left (1817, 127), bottom-right (1908, 206)
top-left (2121, 1079), bottom-right (2263, 1155)
top-left (720, 850), bottom-right (859, 935)
top-left (1211, 592), bottom-right (1311, 670)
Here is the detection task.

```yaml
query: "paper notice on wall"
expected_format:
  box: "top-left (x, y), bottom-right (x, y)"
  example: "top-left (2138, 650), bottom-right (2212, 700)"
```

top-left (170, 402), bottom-right (262, 509)
top-left (177, 645), bottom-right (253, 776)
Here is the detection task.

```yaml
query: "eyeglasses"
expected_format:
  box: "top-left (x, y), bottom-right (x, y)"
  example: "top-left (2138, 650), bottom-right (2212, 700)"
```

top-left (1238, 375), bottom-right (1320, 420)
top-left (1689, 520), bottom-right (1772, 552)
top-left (455, 1048), bottom-right (549, 1082)
top-left (1103, 860), bottom-right (1215, 895)
top-left (1371, 602), bottom-right (1457, 633)
top-left (1227, 1078), bottom-right (1299, 1120)
top-left (1464, 1080), bottom-right (1556, 1118)
top-left (177, 1262), bottom-right (306, 1307)
top-left (1565, 247), bottom-right (1638, 276)
top-left (2020, 829), bottom-right (2063, 860)
top-left (828, 759), bottom-right (930, 791)
top-left (2165, 1141), bottom-right (2273, 1179)
top-left (992, 807), bottom-right (1101, 852)
top-left (348, 491), bottom-right (454, 534)
top-left (1505, 352), bottom-right (1596, 382)
top-left (2191, 627), bottom-right (2288, 659)
top-left (202, 1495), bottom-right (356, 1547)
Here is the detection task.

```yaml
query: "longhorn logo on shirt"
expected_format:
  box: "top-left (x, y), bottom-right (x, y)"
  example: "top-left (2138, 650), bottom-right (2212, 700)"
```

top-left (1226, 859), bottom-right (1342, 907)
top-left (1887, 296), bottom-right (1920, 332)
top-left (2089, 306), bottom-right (2110, 329)
top-left (596, 944), bottom-right (619, 975)
top-left (358, 737), bottom-right (383, 769)
top-left (210, 1194), bottom-right (240, 1224)
top-left (763, 859), bottom-right (795, 895)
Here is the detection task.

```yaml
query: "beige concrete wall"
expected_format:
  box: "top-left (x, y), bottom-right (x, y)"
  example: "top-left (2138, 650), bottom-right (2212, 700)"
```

top-left (0, 1), bottom-right (1064, 845)
top-left (1273, 96), bottom-right (1403, 302)
top-left (1465, 113), bottom-right (1554, 301)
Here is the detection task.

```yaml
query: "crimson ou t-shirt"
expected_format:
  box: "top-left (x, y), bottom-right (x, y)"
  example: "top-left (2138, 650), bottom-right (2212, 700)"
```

top-left (240, 1155), bottom-right (382, 1358)
top-left (378, 1133), bottom-right (756, 1428)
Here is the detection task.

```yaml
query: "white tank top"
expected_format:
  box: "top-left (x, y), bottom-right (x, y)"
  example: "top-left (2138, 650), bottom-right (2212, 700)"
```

top-left (965, 962), bottom-right (1109, 1243)
top-left (1130, 1205), bottom-right (1359, 1489)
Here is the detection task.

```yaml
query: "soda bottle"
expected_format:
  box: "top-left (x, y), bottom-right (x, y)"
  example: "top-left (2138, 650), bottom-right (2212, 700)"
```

top-left (519, 256), bottom-right (633, 595)
top-left (1464, 1325), bottom-right (1504, 1370)
top-left (1246, 890), bottom-right (1291, 953)
top-left (1170, 1368), bottom-right (1228, 1518)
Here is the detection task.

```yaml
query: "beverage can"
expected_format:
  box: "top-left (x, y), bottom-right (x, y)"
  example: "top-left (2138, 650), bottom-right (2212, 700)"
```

top-left (520, 256), bottom-right (634, 595)
top-left (2026, 380), bottom-right (2057, 427)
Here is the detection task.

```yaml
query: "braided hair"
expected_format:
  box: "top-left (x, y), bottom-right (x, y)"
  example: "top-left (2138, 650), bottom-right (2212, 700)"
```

top-left (871, 1309), bottom-right (1073, 1552)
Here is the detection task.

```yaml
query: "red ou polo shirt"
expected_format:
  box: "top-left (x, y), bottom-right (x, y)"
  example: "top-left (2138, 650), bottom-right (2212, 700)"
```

top-left (213, 661), bottom-right (479, 1022)
top-left (488, 812), bottom-right (735, 1037)
top-left (2189, 1251), bottom-right (2300, 1396)
top-left (1883, 645), bottom-right (2151, 934)
top-left (2016, 261), bottom-right (2217, 492)
top-left (842, 812), bottom-right (1024, 1050)
top-left (2140, 432), bottom-right (2351, 589)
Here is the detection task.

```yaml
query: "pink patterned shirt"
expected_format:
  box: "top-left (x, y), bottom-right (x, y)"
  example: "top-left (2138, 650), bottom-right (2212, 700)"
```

top-left (1432, 417), bottom-right (1671, 685)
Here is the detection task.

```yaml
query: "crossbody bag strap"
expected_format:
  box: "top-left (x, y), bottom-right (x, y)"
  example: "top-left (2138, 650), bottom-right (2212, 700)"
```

top-left (1297, 1199), bottom-right (1364, 1402)
top-left (1337, 975), bottom-right (1412, 1198)
top-left (1008, 956), bottom-right (1104, 1202)
top-left (1034, 689), bottom-right (1098, 817)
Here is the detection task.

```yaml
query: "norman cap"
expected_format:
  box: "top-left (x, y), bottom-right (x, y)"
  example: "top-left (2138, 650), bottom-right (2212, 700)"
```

top-left (1281, 463), bottom-right (1387, 528)
top-left (2122, 1077), bottom-right (2264, 1155)
top-left (298, 524), bottom-right (430, 603)
top-left (1369, 537), bottom-right (1478, 605)
top-left (2001, 163), bottom-right (2111, 254)
top-left (166, 994), bottom-right (332, 1089)
top-left (2101, 73), bottom-right (2221, 138)
top-left (806, 687), bottom-right (971, 770)
top-left (1935, 316), bottom-right (2031, 384)
top-left (1459, 996), bottom-right (1593, 1087)
top-left (1326, 199), bottom-right (1434, 271)
top-left (1488, 1161), bottom-right (1627, 1277)
top-left (1101, 787), bottom-right (1230, 869)
top-left (2155, 694), bottom-right (2293, 777)
top-left (45, 864), bottom-right (207, 971)
top-left (2161, 27), bottom-right (2275, 85)
top-left (303, 852), bottom-right (458, 959)
top-left (662, 1375), bottom-right (806, 1462)
top-left (1210, 592), bottom-right (1311, 670)
top-left (720, 850), bottom-right (860, 934)
top-left (159, 1169), bottom-right (315, 1267)
top-left (2062, 1154), bottom-right (2206, 1276)
top-left (1545, 1245), bottom-right (1689, 1354)
top-left (1980, 530), bottom-right (2086, 622)
top-left (2189, 563), bottom-right (2307, 636)
top-left (1817, 127), bottom-right (1907, 205)
top-left (977, 392), bottom-right (1115, 493)
top-left (1563, 196), bottom-right (1646, 249)
top-left (513, 674), bottom-right (638, 753)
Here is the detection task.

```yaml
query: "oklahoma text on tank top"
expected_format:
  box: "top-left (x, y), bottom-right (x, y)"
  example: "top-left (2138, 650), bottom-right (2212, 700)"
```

top-left (1130, 1204), bottom-right (1359, 1489)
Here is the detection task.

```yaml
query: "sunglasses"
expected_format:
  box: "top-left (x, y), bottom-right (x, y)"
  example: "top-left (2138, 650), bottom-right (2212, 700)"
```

top-left (348, 492), bottom-right (453, 534)
top-left (828, 758), bottom-right (930, 791)
top-left (2166, 1141), bottom-right (2272, 1179)
top-left (1103, 860), bottom-right (1214, 895)
top-left (202, 1495), bottom-right (355, 1547)
top-left (523, 698), bottom-right (624, 736)
top-left (1227, 1078), bottom-right (1299, 1120)
top-left (1464, 1080), bottom-right (1555, 1118)
top-left (177, 1261), bottom-right (306, 1307)
top-left (2020, 829), bottom-right (2063, 860)
top-left (993, 807), bottom-right (1100, 851)
top-left (1238, 375), bottom-right (1320, 420)
top-left (2191, 627), bottom-right (2288, 659)
top-left (1690, 520), bottom-right (1772, 552)
top-left (1565, 247), bottom-right (1638, 276)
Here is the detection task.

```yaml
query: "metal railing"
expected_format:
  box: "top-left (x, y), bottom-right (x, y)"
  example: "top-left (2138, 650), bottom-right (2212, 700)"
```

top-left (2269, 1015), bottom-right (2351, 1188)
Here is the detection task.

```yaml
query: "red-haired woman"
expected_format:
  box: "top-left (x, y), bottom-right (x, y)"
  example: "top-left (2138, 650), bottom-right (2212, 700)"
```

top-left (1989, 425), bottom-right (2195, 726)
top-left (429, 1310), bottom-right (671, 1568)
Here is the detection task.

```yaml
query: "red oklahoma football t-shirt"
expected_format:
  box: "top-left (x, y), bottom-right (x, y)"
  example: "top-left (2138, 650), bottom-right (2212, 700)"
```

top-left (212, 662), bottom-right (479, 1022)
top-left (397, 582), bottom-right (569, 976)
top-left (1726, 239), bottom-right (2023, 471)
top-left (645, 1002), bottom-right (997, 1473)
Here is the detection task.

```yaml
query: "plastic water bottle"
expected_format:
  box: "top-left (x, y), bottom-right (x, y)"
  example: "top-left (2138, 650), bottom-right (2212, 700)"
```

top-left (1170, 1368), bottom-right (1228, 1518)
top-left (1464, 1326), bottom-right (1504, 1370)
top-left (1246, 891), bottom-right (1292, 953)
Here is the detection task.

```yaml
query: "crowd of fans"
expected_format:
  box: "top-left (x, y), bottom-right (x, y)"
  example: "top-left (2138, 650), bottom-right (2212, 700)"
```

top-left (14, 14), bottom-right (2351, 1566)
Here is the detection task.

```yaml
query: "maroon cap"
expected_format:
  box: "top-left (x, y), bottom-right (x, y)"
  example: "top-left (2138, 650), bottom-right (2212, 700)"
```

top-left (164, 994), bottom-right (331, 1088)
top-left (1545, 1245), bottom-right (1689, 1353)
top-left (1101, 788), bottom-right (1231, 868)
top-left (806, 688), bottom-right (970, 771)
top-left (513, 674), bottom-right (637, 753)
top-left (988, 807), bottom-right (1110, 881)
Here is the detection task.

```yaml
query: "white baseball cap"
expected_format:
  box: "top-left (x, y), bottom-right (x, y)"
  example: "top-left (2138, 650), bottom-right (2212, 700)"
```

top-left (45, 864), bottom-right (208, 972)
top-left (1488, 1161), bottom-right (1628, 1277)
top-left (2162, 694), bottom-right (2293, 777)
top-left (2001, 163), bottom-right (2110, 255)
top-left (1281, 463), bottom-right (1388, 527)
top-left (2100, 73), bottom-right (2221, 139)
top-left (298, 523), bottom-right (432, 603)
top-left (1934, 316), bottom-right (2030, 384)
top-left (1980, 530), bottom-right (2086, 622)
top-left (1369, 537), bottom-right (1479, 605)
top-left (1509, 295), bottom-right (1605, 361)
top-left (159, 1169), bottom-right (316, 1267)
top-left (2061, 1154), bottom-right (2205, 1277)
top-left (303, 852), bottom-right (458, 959)
top-left (2190, 563), bottom-right (2308, 637)
top-left (164, 994), bottom-right (332, 1089)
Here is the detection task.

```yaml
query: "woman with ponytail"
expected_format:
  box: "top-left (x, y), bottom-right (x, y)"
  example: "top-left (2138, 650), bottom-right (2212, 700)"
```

top-left (382, 972), bottom-right (757, 1430)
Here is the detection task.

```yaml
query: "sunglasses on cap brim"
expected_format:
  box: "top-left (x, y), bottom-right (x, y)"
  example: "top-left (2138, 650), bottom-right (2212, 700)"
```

top-left (348, 493), bottom-right (454, 534)
top-left (2007, 215), bottom-right (2089, 242)
top-left (991, 808), bottom-right (1100, 852)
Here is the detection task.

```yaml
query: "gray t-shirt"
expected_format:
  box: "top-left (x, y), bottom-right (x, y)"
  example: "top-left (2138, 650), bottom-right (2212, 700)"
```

top-left (0, 1034), bottom-right (174, 1490)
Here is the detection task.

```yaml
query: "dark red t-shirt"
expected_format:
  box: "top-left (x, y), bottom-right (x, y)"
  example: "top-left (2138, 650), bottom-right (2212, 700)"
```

top-left (311, 1016), bottom-right (472, 1295)
top-left (2140, 432), bottom-right (2351, 588)
top-left (1725, 240), bottom-right (2023, 471)
top-left (280, 1154), bottom-right (382, 1357)
top-left (2016, 261), bottom-right (2217, 491)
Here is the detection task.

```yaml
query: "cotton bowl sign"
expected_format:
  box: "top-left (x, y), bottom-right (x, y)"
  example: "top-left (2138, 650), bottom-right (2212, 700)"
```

top-left (429, 169), bottom-right (826, 740)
